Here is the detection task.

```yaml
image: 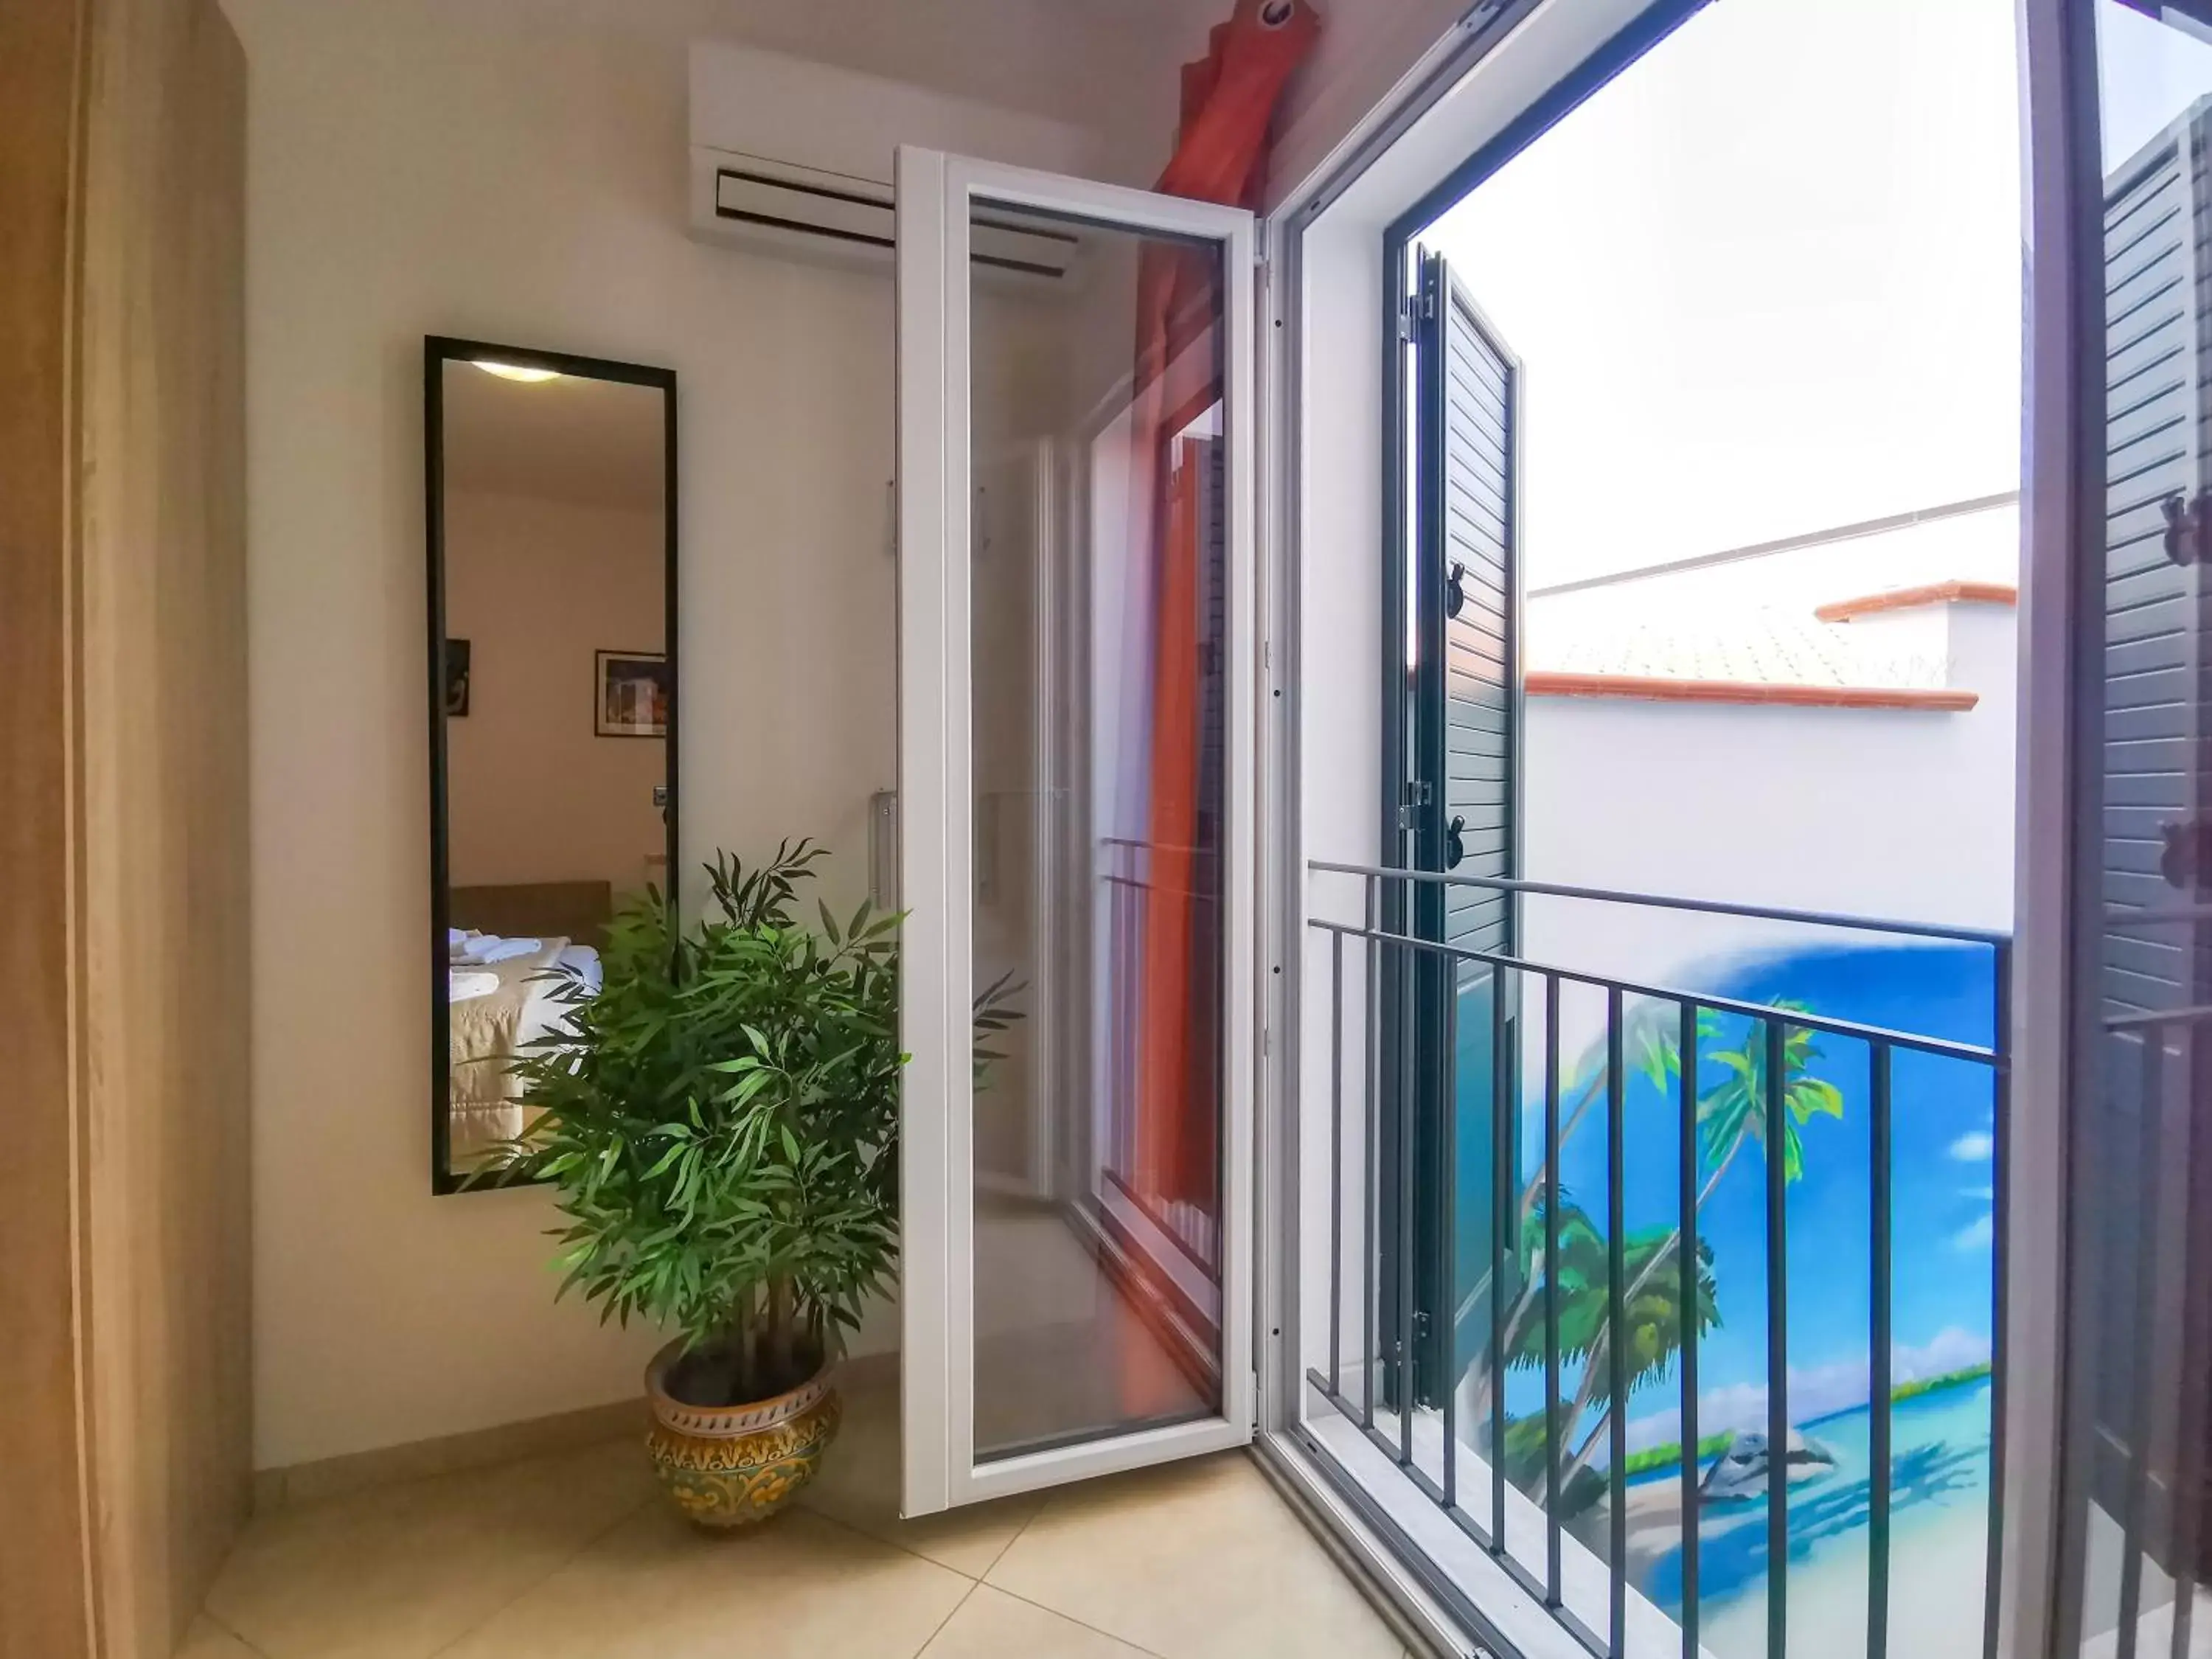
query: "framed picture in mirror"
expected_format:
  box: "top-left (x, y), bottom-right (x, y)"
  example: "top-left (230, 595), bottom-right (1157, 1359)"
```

top-left (594, 649), bottom-right (668, 737)
top-left (424, 335), bottom-right (677, 1194)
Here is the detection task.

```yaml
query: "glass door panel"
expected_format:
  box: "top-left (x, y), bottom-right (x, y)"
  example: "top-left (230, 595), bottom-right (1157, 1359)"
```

top-left (896, 147), bottom-right (1256, 1515)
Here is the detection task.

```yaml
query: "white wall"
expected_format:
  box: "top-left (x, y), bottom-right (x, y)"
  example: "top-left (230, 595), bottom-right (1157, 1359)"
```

top-left (1269, 0), bottom-right (1465, 204)
top-left (229, 0), bottom-right (1113, 1468)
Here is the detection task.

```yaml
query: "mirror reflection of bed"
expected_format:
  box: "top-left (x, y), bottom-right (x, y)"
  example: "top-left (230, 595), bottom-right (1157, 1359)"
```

top-left (445, 880), bottom-right (611, 1166)
top-left (428, 341), bottom-right (675, 1189)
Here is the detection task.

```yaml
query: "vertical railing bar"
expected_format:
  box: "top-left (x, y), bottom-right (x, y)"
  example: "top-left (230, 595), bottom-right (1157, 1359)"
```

top-left (1493, 964), bottom-right (1512, 1554)
top-left (1545, 972), bottom-right (1564, 1606)
top-left (1607, 987), bottom-right (1628, 1658)
top-left (1444, 959), bottom-right (1461, 1509)
top-left (1399, 932), bottom-right (1418, 1471)
top-left (1679, 998), bottom-right (1701, 1659)
top-left (2117, 1025), bottom-right (2168, 1659)
top-left (1363, 877), bottom-right (1378, 1430)
top-left (1123, 877), bottom-right (1138, 1175)
top-left (2169, 1026), bottom-right (2208, 1659)
top-left (1115, 872), bottom-right (1127, 1174)
top-left (1869, 1040), bottom-right (1894, 1659)
top-left (1982, 940), bottom-right (2011, 1659)
top-left (1354, 872), bottom-right (1371, 1433)
top-left (1107, 875), bottom-right (1121, 1177)
top-left (1764, 1014), bottom-right (1789, 1659)
top-left (2169, 1026), bottom-right (2206, 1659)
top-left (1331, 929), bottom-right (1345, 1408)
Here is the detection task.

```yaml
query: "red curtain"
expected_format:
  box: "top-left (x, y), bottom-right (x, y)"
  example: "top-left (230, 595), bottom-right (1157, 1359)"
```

top-left (1130, 0), bottom-right (1319, 1218)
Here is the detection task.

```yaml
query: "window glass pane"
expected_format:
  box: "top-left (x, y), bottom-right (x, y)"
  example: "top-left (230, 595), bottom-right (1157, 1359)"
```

top-left (967, 201), bottom-right (1228, 1461)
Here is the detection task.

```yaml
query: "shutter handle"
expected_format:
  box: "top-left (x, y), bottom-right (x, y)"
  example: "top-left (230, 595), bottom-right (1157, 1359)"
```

top-left (1446, 561), bottom-right (1468, 619)
top-left (2161, 818), bottom-right (2212, 888)
top-left (1446, 815), bottom-right (1467, 870)
top-left (2163, 490), bottom-right (2208, 566)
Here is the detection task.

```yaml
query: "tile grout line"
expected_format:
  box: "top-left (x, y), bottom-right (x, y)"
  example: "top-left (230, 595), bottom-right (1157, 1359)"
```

top-left (799, 1491), bottom-right (1166, 1653)
top-left (978, 1495), bottom-right (1173, 1659)
top-left (417, 1486), bottom-right (661, 1659)
top-left (911, 1576), bottom-right (984, 1658)
top-left (979, 1579), bottom-right (1174, 1658)
top-left (198, 1607), bottom-right (276, 1658)
top-left (973, 1492), bottom-right (1046, 1582)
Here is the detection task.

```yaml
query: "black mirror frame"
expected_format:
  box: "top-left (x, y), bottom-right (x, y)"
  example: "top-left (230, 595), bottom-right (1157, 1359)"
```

top-left (424, 335), bottom-right (679, 1195)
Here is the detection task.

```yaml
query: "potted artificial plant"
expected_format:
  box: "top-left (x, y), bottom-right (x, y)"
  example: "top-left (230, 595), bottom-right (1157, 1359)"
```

top-left (504, 841), bottom-right (1012, 1527)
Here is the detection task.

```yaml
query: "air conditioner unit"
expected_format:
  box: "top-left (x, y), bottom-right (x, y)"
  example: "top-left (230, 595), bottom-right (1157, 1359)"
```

top-left (688, 41), bottom-right (1100, 281)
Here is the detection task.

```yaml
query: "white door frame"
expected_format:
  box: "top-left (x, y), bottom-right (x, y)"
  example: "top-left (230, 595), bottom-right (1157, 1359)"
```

top-left (896, 144), bottom-right (1259, 1517)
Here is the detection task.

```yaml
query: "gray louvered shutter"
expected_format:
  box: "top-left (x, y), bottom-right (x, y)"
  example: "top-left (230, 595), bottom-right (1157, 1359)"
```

top-left (1419, 253), bottom-right (1520, 961)
top-left (1410, 250), bottom-right (1520, 1405)
top-left (2101, 104), bottom-right (2212, 1018)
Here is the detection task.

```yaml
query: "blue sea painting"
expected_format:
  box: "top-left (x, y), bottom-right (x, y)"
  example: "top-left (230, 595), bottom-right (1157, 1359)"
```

top-left (1450, 942), bottom-right (1998, 1658)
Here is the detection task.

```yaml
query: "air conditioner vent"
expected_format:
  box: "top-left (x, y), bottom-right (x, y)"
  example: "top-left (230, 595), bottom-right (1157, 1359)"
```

top-left (710, 158), bottom-right (1078, 280)
top-left (687, 42), bottom-right (1099, 282)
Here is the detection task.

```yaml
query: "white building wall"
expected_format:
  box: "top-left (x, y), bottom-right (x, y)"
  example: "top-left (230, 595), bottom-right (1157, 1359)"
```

top-left (1518, 599), bottom-right (2018, 1041)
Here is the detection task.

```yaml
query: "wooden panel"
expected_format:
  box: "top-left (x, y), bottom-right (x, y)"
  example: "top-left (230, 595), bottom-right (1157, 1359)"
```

top-left (76, 0), bottom-right (252, 1651)
top-left (0, 1), bottom-right (97, 1655)
top-left (1, 0), bottom-right (250, 1653)
top-left (450, 881), bottom-right (616, 950)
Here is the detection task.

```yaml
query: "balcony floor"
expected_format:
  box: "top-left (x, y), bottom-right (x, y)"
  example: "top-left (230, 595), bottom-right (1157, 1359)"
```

top-left (187, 1369), bottom-right (1408, 1659)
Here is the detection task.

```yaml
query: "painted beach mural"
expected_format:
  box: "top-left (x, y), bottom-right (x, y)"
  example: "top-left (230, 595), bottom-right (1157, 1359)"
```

top-left (1453, 942), bottom-right (1998, 1658)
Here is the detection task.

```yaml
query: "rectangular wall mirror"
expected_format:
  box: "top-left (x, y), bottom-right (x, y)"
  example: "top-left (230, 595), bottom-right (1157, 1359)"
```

top-left (425, 336), bottom-right (677, 1193)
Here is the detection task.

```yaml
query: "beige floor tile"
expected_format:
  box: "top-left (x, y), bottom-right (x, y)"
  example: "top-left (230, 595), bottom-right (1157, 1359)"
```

top-left (204, 1436), bottom-right (654, 1659)
top-left (440, 1502), bottom-right (970, 1658)
top-left (178, 1615), bottom-right (264, 1658)
top-left (799, 1370), bottom-right (1044, 1578)
top-left (984, 1451), bottom-right (1401, 1659)
top-left (919, 1585), bottom-right (1155, 1658)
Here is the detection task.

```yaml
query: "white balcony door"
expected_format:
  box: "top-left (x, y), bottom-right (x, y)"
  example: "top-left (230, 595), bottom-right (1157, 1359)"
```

top-left (895, 145), bottom-right (1259, 1515)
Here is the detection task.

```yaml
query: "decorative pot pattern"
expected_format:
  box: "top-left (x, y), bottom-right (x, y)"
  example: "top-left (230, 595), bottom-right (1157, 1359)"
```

top-left (644, 1340), bottom-right (841, 1528)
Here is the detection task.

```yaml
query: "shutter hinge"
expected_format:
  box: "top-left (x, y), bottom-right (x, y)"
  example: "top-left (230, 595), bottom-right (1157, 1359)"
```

top-left (1394, 299), bottom-right (1414, 342)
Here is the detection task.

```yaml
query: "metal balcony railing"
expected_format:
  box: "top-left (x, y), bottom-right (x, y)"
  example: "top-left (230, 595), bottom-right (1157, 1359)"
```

top-left (1304, 860), bottom-right (2012, 1659)
top-left (1100, 834), bottom-right (1223, 1275)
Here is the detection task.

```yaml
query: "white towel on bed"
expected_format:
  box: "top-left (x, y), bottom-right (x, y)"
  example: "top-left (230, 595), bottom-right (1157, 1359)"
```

top-left (454, 933), bottom-right (542, 966)
top-left (449, 969), bottom-right (501, 1003)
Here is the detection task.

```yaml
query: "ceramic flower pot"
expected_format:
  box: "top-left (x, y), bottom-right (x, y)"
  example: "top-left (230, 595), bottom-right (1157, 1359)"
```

top-left (644, 1340), bottom-right (842, 1528)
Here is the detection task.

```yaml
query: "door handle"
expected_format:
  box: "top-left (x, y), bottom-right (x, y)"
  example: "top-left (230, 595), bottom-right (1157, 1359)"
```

top-left (1446, 815), bottom-right (1467, 870)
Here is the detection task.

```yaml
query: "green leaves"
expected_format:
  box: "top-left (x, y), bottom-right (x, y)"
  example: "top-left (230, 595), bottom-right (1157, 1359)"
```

top-left (1694, 1001), bottom-right (1834, 1184)
top-left (495, 841), bottom-right (1018, 1374)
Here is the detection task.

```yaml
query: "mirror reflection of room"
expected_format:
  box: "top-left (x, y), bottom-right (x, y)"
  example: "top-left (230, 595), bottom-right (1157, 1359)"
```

top-left (431, 345), bottom-right (674, 1188)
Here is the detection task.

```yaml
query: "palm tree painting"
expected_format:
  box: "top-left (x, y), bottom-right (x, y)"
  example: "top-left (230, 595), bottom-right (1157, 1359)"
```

top-left (1472, 1001), bottom-right (1840, 1504)
top-left (1439, 947), bottom-right (2001, 1654)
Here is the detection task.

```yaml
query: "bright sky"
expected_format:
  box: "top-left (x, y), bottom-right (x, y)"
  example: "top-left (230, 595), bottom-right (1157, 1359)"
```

top-left (1419, 0), bottom-right (2024, 590)
top-left (2099, 1), bottom-right (2212, 164)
